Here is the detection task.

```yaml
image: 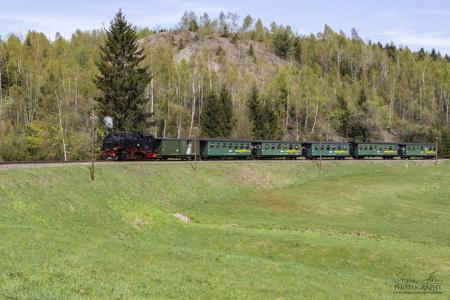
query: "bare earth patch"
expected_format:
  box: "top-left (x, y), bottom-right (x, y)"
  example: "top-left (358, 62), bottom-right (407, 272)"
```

top-left (173, 213), bottom-right (192, 223)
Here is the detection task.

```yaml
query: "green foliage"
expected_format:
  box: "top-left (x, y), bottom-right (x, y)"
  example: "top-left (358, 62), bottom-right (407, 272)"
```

top-left (271, 25), bottom-right (299, 60)
top-left (348, 88), bottom-right (371, 141)
top-left (180, 11), bottom-right (199, 32)
top-left (27, 120), bottom-right (58, 160)
top-left (1, 12), bottom-right (450, 161)
top-left (0, 128), bottom-right (28, 161)
top-left (200, 86), bottom-right (234, 137)
top-left (248, 87), bottom-right (283, 139)
top-left (95, 10), bottom-right (151, 131)
top-left (439, 128), bottom-right (450, 158)
top-left (332, 94), bottom-right (351, 139)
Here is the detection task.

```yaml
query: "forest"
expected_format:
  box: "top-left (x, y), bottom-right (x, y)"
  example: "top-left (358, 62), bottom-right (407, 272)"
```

top-left (1, 11), bottom-right (450, 161)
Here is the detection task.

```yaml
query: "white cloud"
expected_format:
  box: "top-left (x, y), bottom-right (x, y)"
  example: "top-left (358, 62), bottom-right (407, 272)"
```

top-left (376, 28), bottom-right (450, 53)
top-left (0, 15), bottom-right (102, 38)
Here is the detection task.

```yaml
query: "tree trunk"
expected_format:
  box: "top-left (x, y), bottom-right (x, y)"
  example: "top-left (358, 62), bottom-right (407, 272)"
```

top-left (310, 79), bottom-right (319, 134)
top-left (295, 103), bottom-right (300, 140)
top-left (444, 90), bottom-right (449, 126)
top-left (163, 118), bottom-right (167, 138)
top-left (75, 77), bottom-right (78, 111)
top-left (189, 71), bottom-right (197, 139)
top-left (388, 55), bottom-right (400, 127)
top-left (304, 83), bottom-right (309, 130)
top-left (150, 76), bottom-right (154, 121)
top-left (285, 90), bottom-right (289, 132)
top-left (55, 91), bottom-right (68, 161)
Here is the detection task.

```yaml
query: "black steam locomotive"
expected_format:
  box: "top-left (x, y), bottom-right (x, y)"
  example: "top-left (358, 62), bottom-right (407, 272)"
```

top-left (101, 132), bottom-right (156, 160)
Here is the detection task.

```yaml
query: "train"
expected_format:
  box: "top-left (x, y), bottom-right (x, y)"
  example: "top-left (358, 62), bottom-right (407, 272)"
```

top-left (101, 131), bottom-right (437, 160)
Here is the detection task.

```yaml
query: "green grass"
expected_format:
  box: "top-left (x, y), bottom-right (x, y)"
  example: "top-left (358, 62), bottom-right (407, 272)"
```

top-left (0, 161), bottom-right (449, 299)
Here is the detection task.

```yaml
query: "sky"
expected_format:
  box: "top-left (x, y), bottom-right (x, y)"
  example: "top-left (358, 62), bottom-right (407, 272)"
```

top-left (1, 0), bottom-right (450, 54)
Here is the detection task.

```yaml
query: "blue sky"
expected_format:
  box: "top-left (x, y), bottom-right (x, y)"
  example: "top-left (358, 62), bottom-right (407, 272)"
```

top-left (1, 0), bottom-right (450, 54)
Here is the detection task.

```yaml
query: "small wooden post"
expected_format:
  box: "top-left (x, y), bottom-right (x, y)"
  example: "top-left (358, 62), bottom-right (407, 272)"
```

top-left (435, 137), bottom-right (439, 165)
top-left (319, 135), bottom-right (323, 171)
top-left (90, 112), bottom-right (98, 181)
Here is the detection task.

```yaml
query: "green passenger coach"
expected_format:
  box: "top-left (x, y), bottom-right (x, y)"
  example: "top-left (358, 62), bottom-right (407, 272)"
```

top-left (200, 139), bottom-right (252, 158)
top-left (302, 142), bottom-right (350, 159)
top-left (256, 141), bottom-right (302, 159)
top-left (352, 142), bottom-right (399, 159)
top-left (399, 143), bottom-right (436, 159)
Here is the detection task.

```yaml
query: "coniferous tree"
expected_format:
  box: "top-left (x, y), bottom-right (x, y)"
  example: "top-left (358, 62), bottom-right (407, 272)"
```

top-left (200, 86), bottom-right (234, 137)
top-left (201, 92), bottom-right (220, 137)
top-left (95, 10), bottom-right (151, 131)
top-left (348, 88), bottom-right (371, 141)
top-left (333, 94), bottom-right (350, 139)
top-left (262, 103), bottom-right (282, 139)
top-left (218, 86), bottom-right (233, 137)
top-left (247, 86), bottom-right (282, 140)
top-left (248, 86), bottom-right (263, 138)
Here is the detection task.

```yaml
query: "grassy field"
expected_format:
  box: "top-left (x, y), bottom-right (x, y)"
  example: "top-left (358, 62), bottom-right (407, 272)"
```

top-left (0, 161), bottom-right (449, 299)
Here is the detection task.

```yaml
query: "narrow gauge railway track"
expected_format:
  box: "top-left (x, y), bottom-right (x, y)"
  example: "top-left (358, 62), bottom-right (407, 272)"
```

top-left (0, 158), bottom-right (444, 170)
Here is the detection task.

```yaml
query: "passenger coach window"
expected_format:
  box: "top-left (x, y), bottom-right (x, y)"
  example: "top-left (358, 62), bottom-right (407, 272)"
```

top-left (271, 144), bottom-right (275, 150)
top-left (314, 146), bottom-right (319, 150)
top-left (326, 145), bottom-right (330, 151)
top-left (265, 145), bottom-right (269, 149)
top-left (277, 144), bottom-right (281, 149)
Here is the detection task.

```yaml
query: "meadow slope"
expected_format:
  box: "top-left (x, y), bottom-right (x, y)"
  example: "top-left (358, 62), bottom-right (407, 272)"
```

top-left (0, 161), bottom-right (449, 299)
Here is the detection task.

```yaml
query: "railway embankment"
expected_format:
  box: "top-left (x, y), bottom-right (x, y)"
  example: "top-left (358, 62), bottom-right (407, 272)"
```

top-left (0, 161), bottom-right (449, 298)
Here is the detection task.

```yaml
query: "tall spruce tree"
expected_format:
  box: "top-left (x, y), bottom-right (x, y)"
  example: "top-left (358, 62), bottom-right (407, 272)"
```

top-left (247, 86), bottom-right (282, 139)
top-left (333, 94), bottom-right (350, 139)
top-left (248, 86), bottom-right (262, 138)
top-left (218, 86), bottom-right (233, 136)
top-left (95, 10), bottom-right (150, 131)
top-left (201, 92), bottom-right (220, 137)
top-left (348, 88), bottom-right (371, 141)
top-left (201, 86), bottom-right (234, 137)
